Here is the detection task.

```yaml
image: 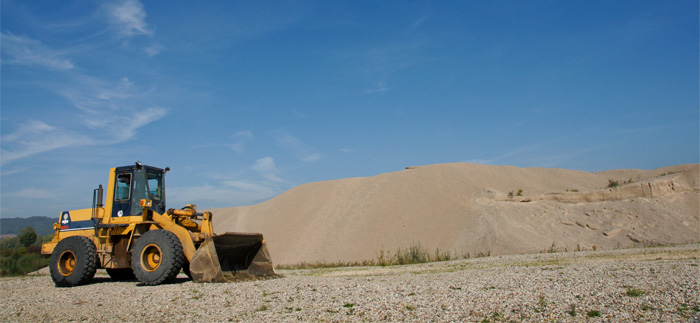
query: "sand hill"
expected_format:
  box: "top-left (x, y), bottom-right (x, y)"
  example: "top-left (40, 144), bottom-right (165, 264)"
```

top-left (211, 163), bottom-right (699, 265)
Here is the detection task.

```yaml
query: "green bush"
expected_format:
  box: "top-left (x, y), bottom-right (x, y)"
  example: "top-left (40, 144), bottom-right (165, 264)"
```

top-left (389, 242), bottom-right (451, 265)
top-left (0, 248), bottom-right (50, 276)
top-left (395, 243), bottom-right (429, 265)
top-left (0, 227), bottom-right (52, 276)
top-left (18, 227), bottom-right (37, 248)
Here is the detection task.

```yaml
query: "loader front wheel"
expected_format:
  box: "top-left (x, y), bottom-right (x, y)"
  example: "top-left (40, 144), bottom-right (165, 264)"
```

top-left (132, 230), bottom-right (184, 285)
top-left (49, 236), bottom-right (98, 287)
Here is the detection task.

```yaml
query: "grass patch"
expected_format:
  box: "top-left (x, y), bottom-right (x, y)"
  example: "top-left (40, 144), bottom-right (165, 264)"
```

top-left (277, 242), bottom-right (453, 269)
top-left (191, 289), bottom-right (204, 300)
top-left (587, 310), bottom-right (600, 317)
top-left (534, 295), bottom-right (547, 313)
top-left (624, 286), bottom-right (645, 297)
top-left (275, 259), bottom-right (376, 270)
top-left (507, 189), bottom-right (523, 198)
top-left (276, 243), bottom-right (699, 277)
top-left (677, 304), bottom-right (696, 318)
top-left (518, 258), bottom-right (569, 268)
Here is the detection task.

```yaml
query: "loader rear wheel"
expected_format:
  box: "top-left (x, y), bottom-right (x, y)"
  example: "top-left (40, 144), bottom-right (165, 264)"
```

top-left (106, 268), bottom-right (135, 281)
top-left (132, 230), bottom-right (184, 285)
top-left (49, 236), bottom-right (97, 287)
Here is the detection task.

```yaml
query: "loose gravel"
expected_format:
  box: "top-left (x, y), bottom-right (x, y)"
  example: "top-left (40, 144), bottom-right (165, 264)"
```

top-left (2, 244), bottom-right (698, 322)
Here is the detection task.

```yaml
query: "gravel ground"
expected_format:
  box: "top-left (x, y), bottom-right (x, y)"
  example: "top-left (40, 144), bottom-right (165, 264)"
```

top-left (2, 244), bottom-right (698, 322)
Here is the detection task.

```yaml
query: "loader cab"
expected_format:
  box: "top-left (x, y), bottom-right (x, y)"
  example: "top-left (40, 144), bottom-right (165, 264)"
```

top-left (111, 164), bottom-right (166, 218)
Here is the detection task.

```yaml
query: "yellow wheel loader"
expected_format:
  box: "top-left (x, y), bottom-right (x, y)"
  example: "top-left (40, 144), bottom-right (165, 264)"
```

top-left (41, 162), bottom-right (276, 287)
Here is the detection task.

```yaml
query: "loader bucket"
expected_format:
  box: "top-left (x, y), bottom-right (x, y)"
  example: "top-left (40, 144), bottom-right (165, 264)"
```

top-left (189, 232), bottom-right (277, 283)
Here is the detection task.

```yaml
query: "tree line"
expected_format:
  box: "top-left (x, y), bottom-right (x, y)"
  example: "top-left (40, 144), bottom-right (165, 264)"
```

top-left (0, 226), bottom-right (53, 276)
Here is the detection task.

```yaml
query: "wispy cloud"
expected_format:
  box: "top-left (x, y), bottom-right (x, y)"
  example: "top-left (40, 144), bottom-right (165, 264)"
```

top-left (1, 120), bottom-right (93, 164)
top-left (412, 16), bottom-right (429, 29)
top-left (352, 27), bottom-right (431, 95)
top-left (0, 32), bottom-right (74, 70)
top-left (59, 76), bottom-right (134, 113)
top-left (361, 81), bottom-right (390, 95)
top-left (252, 157), bottom-right (286, 183)
top-left (252, 157), bottom-right (276, 173)
top-left (301, 153), bottom-right (323, 163)
top-left (1, 107), bottom-right (167, 165)
top-left (1, 76), bottom-right (168, 165)
top-left (472, 136), bottom-right (603, 169)
top-left (230, 130), bottom-right (254, 153)
top-left (1, 1), bottom-right (168, 167)
top-left (144, 43), bottom-right (164, 56)
top-left (167, 157), bottom-right (289, 208)
top-left (8, 188), bottom-right (60, 199)
top-left (57, 75), bottom-right (169, 139)
top-left (273, 132), bottom-right (323, 162)
top-left (106, 0), bottom-right (152, 37)
top-left (187, 130), bottom-right (254, 153)
top-left (168, 182), bottom-right (279, 208)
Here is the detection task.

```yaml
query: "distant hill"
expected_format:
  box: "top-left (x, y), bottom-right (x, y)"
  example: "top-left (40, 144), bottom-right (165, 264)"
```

top-left (0, 216), bottom-right (56, 236)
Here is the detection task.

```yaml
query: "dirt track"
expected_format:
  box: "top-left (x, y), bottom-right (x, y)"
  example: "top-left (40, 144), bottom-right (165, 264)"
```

top-left (2, 244), bottom-right (698, 322)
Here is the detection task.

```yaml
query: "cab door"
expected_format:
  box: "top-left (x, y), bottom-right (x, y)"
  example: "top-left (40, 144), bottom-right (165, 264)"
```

top-left (112, 171), bottom-right (132, 218)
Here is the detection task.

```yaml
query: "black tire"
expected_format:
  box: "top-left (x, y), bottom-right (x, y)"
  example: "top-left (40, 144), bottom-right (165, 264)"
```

top-left (49, 236), bottom-right (98, 287)
top-left (131, 230), bottom-right (184, 285)
top-left (106, 268), bottom-right (135, 281)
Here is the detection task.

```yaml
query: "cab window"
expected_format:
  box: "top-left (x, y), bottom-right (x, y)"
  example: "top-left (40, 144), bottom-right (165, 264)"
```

top-left (130, 172), bottom-right (148, 216)
top-left (116, 174), bottom-right (131, 201)
top-left (147, 172), bottom-right (163, 201)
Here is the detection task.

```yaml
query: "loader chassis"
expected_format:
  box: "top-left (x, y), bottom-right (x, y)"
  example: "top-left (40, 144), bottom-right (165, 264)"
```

top-left (41, 163), bottom-right (275, 287)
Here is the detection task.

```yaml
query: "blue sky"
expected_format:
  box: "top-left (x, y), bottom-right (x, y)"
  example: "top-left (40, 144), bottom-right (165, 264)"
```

top-left (2, 0), bottom-right (698, 218)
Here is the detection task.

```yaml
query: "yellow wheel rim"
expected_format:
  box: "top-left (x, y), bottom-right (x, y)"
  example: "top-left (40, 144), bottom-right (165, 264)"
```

top-left (58, 250), bottom-right (76, 276)
top-left (141, 244), bottom-right (162, 272)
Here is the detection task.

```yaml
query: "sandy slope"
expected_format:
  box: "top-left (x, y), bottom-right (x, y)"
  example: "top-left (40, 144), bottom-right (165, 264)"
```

top-left (211, 163), bottom-right (699, 265)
